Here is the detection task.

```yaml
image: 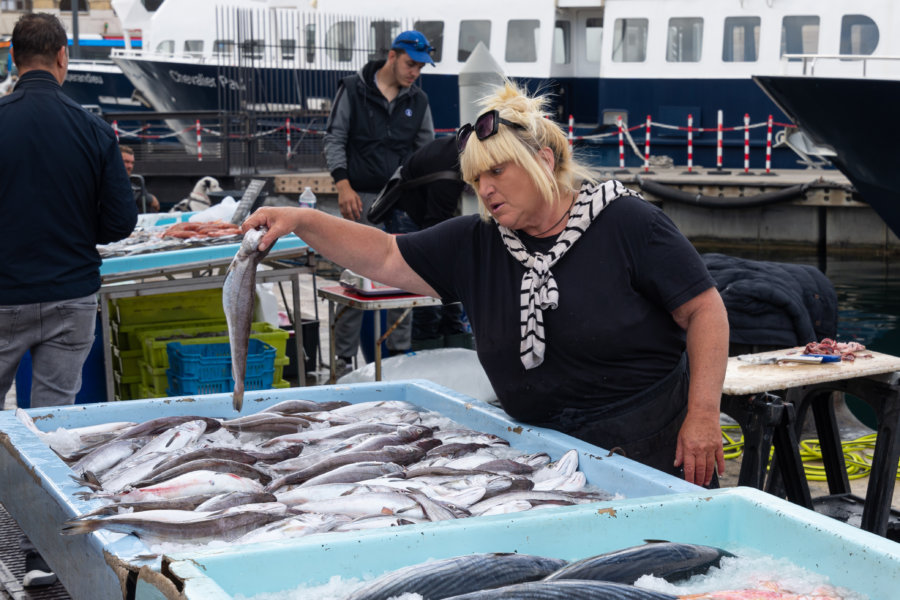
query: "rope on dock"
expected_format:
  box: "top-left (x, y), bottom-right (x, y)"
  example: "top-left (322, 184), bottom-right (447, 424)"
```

top-left (635, 174), bottom-right (810, 208)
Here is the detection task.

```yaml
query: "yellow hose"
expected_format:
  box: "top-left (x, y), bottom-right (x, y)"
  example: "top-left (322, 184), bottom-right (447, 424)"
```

top-left (720, 426), bottom-right (898, 480)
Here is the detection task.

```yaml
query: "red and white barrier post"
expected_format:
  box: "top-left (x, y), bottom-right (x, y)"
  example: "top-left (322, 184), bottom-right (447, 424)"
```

top-left (644, 115), bottom-right (651, 173)
top-left (112, 120), bottom-right (119, 142)
top-left (743, 113), bottom-right (751, 173)
top-left (617, 115), bottom-right (625, 170)
top-left (568, 114), bottom-right (574, 147)
top-left (196, 119), bottom-right (203, 162)
top-left (716, 110), bottom-right (723, 170)
top-left (686, 114), bottom-right (694, 173)
top-left (765, 115), bottom-right (773, 174)
top-left (285, 117), bottom-right (292, 159)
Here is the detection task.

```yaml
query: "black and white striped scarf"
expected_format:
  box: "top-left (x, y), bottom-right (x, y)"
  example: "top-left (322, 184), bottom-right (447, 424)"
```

top-left (499, 180), bottom-right (638, 369)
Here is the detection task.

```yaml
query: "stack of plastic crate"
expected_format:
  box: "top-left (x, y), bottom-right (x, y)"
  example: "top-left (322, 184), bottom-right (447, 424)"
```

top-left (166, 338), bottom-right (277, 396)
top-left (138, 321), bottom-right (291, 397)
top-left (109, 289), bottom-right (227, 400)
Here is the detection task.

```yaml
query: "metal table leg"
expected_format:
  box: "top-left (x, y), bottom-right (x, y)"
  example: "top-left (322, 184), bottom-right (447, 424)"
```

top-left (99, 294), bottom-right (115, 402)
top-left (291, 274), bottom-right (305, 387)
top-left (328, 301), bottom-right (336, 384)
top-left (374, 310), bottom-right (382, 382)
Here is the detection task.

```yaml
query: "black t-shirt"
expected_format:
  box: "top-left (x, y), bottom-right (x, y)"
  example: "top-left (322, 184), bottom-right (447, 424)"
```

top-left (396, 192), bottom-right (715, 423)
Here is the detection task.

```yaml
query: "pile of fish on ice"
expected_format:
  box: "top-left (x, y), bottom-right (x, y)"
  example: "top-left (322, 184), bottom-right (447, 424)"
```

top-left (15, 399), bottom-right (612, 548)
top-left (329, 543), bottom-right (858, 600)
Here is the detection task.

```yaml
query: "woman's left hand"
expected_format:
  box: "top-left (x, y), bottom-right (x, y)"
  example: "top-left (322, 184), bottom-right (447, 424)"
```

top-left (675, 410), bottom-right (725, 487)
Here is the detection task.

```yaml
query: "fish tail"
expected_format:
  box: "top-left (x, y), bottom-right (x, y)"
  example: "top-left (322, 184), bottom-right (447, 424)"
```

top-left (60, 519), bottom-right (104, 536)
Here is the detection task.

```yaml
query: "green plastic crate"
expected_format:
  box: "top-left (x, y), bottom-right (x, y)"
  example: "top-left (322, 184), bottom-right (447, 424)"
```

top-left (112, 318), bottom-right (226, 351)
top-left (138, 384), bottom-right (165, 400)
top-left (113, 346), bottom-right (143, 379)
top-left (140, 361), bottom-right (169, 395)
top-left (111, 289), bottom-right (226, 326)
top-left (113, 371), bottom-right (141, 401)
top-left (140, 322), bottom-right (289, 370)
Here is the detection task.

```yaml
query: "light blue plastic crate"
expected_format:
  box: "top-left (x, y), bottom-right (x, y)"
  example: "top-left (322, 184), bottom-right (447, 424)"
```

top-left (152, 487), bottom-right (900, 600)
top-left (0, 381), bottom-right (699, 600)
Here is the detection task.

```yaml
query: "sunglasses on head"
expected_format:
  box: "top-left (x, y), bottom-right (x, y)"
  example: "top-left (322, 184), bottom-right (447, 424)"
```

top-left (456, 110), bottom-right (526, 152)
top-left (394, 39), bottom-right (434, 53)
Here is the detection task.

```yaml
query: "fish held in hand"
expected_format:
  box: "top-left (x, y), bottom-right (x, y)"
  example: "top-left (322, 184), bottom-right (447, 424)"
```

top-left (223, 226), bottom-right (271, 412)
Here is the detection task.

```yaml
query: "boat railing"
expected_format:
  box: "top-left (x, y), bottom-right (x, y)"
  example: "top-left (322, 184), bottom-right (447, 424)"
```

top-left (783, 53), bottom-right (900, 78)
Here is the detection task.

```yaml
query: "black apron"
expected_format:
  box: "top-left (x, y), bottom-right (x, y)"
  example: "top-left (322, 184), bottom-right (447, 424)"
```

top-left (535, 353), bottom-right (689, 478)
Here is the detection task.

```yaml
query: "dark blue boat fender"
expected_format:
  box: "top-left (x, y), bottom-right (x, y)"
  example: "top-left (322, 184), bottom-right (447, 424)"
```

top-left (542, 541), bottom-right (734, 584)
top-left (635, 174), bottom-right (810, 209)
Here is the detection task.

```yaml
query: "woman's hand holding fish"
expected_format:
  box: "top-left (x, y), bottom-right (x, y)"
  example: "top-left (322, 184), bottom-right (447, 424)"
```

top-left (241, 207), bottom-right (304, 252)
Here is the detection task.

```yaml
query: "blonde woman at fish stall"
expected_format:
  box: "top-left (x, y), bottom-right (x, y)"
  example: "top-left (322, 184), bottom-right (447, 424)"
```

top-left (243, 81), bottom-right (729, 487)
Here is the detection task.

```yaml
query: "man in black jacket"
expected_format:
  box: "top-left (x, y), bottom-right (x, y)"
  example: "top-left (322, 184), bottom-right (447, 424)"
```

top-left (323, 30), bottom-right (435, 372)
top-left (0, 13), bottom-right (136, 587)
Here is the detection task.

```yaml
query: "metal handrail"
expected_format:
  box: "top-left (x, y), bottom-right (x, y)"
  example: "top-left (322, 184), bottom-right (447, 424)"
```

top-left (783, 53), bottom-right (900, 77)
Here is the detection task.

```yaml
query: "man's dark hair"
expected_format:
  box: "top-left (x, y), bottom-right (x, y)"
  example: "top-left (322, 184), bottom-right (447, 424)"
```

top-left (11, 13), bottom-right (67, 69)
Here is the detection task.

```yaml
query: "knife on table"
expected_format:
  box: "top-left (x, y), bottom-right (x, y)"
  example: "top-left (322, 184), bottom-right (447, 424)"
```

top-left (737, 354), bottom-right (842, 365)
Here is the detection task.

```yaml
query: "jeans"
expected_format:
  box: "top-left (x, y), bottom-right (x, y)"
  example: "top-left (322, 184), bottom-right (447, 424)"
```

top-left (0, 294), bottom-right (98, 408)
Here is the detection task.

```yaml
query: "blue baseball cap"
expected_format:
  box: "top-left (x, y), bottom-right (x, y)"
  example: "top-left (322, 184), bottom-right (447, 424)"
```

top-left (391, 30), bottom-right (435, 66)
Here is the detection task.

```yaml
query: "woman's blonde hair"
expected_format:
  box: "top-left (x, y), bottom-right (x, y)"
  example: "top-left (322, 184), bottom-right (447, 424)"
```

top-left (459, 80), bottom-right (596, 221)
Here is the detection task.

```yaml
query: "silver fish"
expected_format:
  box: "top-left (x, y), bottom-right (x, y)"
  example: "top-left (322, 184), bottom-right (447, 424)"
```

top-left (223, 226), bottom-right (271, 412)
top-left (233, 512), bottom-right (345, 545)
top-left (265, 445), bottom-right (429, 492)
top-left (61, 502), bottom-right (288, 543)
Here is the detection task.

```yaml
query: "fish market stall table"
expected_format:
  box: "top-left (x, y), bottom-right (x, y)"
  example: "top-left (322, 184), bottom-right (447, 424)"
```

top-left (317, 285), bottom-right (443, 383)
top-left (720, 347), bottom-right (900, 537)
top-left (0, 381), bottom-right (700, 600)
top-left (99, 235), bottom-right (314, 401)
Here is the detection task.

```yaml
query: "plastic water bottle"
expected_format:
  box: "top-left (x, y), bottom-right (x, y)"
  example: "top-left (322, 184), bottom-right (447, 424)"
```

top-left (299, 186), bottom-right (317, 209)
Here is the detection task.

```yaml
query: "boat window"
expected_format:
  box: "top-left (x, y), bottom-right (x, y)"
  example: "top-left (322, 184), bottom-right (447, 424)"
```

top-left (413, 20), bottom-right (444, 63)
top-left (240, 40), bottom-right (264, 60)
top-left (585, 17), bottom-right (603, 63)
top-left (305, 24), bottom-right (315, 63)
top-left (723, 16), bottom-right (759, 62)
top-left (143, 0), bottom-right (164, 9)
top-left (155, 40), bottom-right (175, 56)
top-left (369, 20), bottom-right (401, 62)
top-left (841, 14), bottom-right (878, 55)
top-left (214, 39), bottom-right (234, 58)
top-left (554, 20), bottom-right (570, 64)
top-left (506, 20), bottom-right (539, 63)
top-left (781, 16), bottom-right (819, 59)
top-left (611, 18), bottom-right (647, 62)
top-left (183, 40), bottom-right (203, 57)
top-left (666, 17), bottom-right (703, 62)
top-left (458, 20), bottom-right (490, 62)
top-left (326, 21), bottom-right (356, 62)
top-left (281, 39), bottom-right (296, 61)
